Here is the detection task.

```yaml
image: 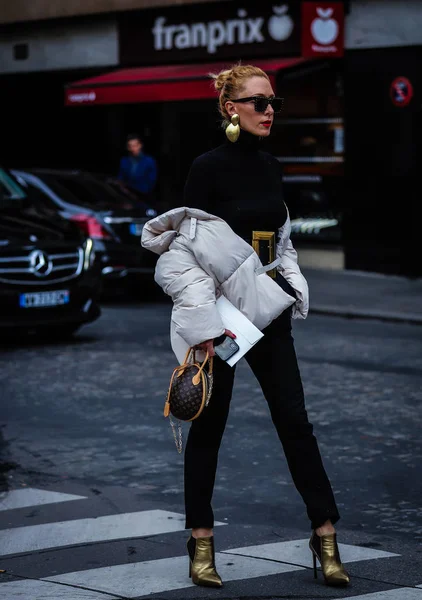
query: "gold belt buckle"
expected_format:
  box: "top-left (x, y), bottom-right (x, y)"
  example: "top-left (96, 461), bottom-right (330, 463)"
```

top-left (252, 231), bottom-right (276, 278)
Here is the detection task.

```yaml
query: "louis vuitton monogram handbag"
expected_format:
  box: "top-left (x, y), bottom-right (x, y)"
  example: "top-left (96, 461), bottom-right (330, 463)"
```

top-left (163, 348), bottom-right (214, 453)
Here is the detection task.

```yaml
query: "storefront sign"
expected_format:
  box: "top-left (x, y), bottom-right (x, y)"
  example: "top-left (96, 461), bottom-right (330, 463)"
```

top-left (301, 2), bottom-right (344, 58)
top-left (390, 76), bottom-right (414, 107)
top-left (119, 1), bottom-right (302, 66)
top-left (67, 91), bottom-right (97, 104)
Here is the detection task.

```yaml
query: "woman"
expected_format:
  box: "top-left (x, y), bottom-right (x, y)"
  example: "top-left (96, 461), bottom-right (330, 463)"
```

top-left (141, 64), bottom-right (349, 589)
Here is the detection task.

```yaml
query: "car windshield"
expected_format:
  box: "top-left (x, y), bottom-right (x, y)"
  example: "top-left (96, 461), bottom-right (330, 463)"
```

top-left (33, 174), bottom-right (88, 207)
top-left (45, 174), bottom-right (138, 211)
top-left (100, 177), bottom-right (152, 206)
top-left (0, 168), bottom-right (27, 201)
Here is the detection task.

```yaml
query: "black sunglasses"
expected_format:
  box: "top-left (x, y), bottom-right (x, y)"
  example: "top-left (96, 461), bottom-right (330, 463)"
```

top-left (232, 95), bottom-right (284, 113)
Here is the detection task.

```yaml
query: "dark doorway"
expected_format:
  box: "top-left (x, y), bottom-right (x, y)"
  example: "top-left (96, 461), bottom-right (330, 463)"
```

top-left (344, 45), bottom-right (421, 277)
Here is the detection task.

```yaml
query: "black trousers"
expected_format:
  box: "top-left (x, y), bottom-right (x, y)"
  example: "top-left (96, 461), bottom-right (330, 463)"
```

top-left (184, 309), bottom-right (340, 530)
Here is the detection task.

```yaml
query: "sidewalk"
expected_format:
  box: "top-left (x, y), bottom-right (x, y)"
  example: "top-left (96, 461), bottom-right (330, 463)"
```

top-left (302, 267), bottom-right (422, 325)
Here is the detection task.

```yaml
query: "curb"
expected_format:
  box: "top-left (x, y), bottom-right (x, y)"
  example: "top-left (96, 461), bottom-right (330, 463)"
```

top-left (309, 305), bottom-right (422, 325)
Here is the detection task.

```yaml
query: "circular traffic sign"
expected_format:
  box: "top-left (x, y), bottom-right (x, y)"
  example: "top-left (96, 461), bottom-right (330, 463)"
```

top-left (390, 76), bottom-right (414, 107)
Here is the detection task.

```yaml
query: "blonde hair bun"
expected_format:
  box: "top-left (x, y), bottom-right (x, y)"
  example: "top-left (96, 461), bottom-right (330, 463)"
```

top-left (210, 69), bottom-right (233, 93)
top-left (208, 63), bottom-right (270, 124)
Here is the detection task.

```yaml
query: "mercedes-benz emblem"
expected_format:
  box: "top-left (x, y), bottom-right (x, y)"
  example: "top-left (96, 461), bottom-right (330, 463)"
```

top-left (30, 250), bottom-right (52, 277)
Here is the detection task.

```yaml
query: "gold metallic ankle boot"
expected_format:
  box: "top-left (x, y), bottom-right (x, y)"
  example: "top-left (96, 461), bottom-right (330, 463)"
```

top-left (187, 536), bottom-right (223, 588)
top-left (309, 531), bottom-right (350, 586)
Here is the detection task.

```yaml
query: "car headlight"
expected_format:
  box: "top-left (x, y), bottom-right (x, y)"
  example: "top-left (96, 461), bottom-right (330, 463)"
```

top-left (83, 237), bottom-right (96, 270)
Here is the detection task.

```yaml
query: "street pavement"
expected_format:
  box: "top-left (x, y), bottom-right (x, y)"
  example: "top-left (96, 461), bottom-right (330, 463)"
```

top-left (0, 266), bottom-right (421, 600)
top-left (302, 267), bottom-right (422, 325)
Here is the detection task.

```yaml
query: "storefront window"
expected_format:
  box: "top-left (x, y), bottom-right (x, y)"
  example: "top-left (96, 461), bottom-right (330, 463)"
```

top-left (273, 117), bottom-right (344, 166)
top-left (272, 119), bottom-right (344, 244)
top-left (266, 65), bottom-right (344, 245)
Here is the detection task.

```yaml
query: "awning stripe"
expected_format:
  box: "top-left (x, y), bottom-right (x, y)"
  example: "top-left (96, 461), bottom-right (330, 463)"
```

top-left (65, 58), bottom-right (309, 106)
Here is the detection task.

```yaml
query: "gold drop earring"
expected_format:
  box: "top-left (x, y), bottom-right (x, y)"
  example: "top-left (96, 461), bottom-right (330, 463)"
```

top-left (225, 114), bottom-right (240, 143)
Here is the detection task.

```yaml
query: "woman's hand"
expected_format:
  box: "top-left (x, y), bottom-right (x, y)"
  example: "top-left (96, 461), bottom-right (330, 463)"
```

top-left (195, 329), bottom-right (236, 357)
top-left (195, 339), bottom-right (216, 357)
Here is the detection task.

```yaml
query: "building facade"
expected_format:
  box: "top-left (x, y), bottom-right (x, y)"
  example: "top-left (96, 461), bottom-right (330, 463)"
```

top-left (343, 0), bottom-right (421, 277)
top-left (0, 0), bottom-right (220, 24)
top-left (0, 0), bottom-right (420, 276)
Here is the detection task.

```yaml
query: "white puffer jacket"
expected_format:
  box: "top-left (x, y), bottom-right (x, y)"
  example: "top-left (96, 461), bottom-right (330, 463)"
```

top-left (141, 207), bottom-right (309, 363)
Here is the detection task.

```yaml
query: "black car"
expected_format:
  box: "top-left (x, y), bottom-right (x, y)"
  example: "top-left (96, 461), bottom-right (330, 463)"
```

top-left (0, 167), bottom-right (101, 338)
top-left (93, 173), bottom-right (168, 216)
top-left (12, 169), bottom-right (158, 290)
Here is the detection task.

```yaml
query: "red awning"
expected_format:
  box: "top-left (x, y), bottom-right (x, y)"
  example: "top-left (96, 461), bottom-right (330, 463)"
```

top-left (65, 58), bottom-right (308, 106)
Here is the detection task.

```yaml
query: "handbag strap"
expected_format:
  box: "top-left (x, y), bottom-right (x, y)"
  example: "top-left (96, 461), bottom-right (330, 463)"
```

top-left (163, 367), bottom-right (178, 417)
top-left (169, 415), bottom-right (183, 454)
top-left (182, 347), bottom-right (194, 365)
top-left (192, 351), bottom-right (210, 385)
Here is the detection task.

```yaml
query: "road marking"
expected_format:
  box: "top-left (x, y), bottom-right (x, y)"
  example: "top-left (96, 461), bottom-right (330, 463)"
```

top-left (0, 510), bottom-right (224, 556)
top-left (1, 576), bottom-right (421, 600)
top-left (44, 553), bottom-right (303, 597)
top-left (0, 488), bottom-right (86, 511)
top-left (0, 579), bottom-right (111, 599)
top-left (0, 532), bottom-right (412, 599)
top-left (222, 539), bottom-right (400, 566)
top-left (340, 590), bottom-right (422, 599)
top-left (0, 488), bottom-right (412, 599)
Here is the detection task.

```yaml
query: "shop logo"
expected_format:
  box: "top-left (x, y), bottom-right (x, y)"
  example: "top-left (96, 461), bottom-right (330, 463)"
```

top-left (301, 2), bottom-right (343, 57)
top-left (311, 7), bottom-right (339, 45)
top-left (268, 5), bottom-right (294, 41)
top-left (152, 6), bottom-right (294, 54)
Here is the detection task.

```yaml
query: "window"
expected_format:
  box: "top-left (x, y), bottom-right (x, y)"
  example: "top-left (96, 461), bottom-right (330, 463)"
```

top-left (270, 118), bottom-right (344, 166)
top-left (39, 175), bottom-right (83, 206)
top-left (51, 176), bottom-right (137, 211)
top-left (22, 179), bottom-right (60, 210)
top-left (0, 169), bottom-right (27, 201)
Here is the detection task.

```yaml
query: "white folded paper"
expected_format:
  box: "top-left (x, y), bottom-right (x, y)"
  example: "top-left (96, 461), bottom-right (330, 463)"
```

top-left (216, 295), bottom-right (264, 366)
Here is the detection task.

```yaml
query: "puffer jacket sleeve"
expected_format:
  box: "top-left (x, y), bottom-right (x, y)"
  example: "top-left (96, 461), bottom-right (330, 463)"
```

top-left (278, 238), bottom-right (309, 319)
top-left (155, 245), bottom-right (225, 347)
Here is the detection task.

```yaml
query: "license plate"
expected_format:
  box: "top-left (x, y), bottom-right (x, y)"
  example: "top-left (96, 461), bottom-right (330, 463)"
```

top-left (129, 223), bottom-right (144, 236)
top-left (19, 290), bottom-right (70, 308)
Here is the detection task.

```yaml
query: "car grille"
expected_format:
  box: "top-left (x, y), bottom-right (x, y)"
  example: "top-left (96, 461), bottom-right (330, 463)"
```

top-left (0, 247), bottom-right (84, 285)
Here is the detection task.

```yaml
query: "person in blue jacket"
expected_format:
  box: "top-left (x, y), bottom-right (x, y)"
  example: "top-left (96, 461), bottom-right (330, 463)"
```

top-left (118, 133), bottom-right (157, 195)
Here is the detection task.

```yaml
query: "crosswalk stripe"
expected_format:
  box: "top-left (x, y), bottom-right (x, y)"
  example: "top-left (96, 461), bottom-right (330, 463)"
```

top-left (0, 510), bottom-right (224, 557)
top-left (0, 488), bottom-right (86, 512)
top-left (0, 486), bottom-right (413, 599)
top-left (0, 579), bottom-right (111, 599)
top-left (0, 540), bottom-right (403, 599)
top-left (1, 572), bottom-right (421, 600)
top-left (44, 553), bottom-right (303, 597)
top-left (222, 539), bottom-right (400, 566)
top-left (339, 590), bottom-right (422, 599)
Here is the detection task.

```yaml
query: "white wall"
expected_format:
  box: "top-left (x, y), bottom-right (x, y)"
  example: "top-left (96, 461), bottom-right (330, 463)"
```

top-left (0, 0), bottom-right (216, 26)
top-left (1, 0), bottom-right (421, 74)
top-left (0, 20), bottom-right (118, 73)
top-left (346, 0), bottom-right (422, 49)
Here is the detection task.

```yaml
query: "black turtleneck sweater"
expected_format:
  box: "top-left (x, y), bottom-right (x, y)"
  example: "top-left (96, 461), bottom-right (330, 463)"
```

top-left (183, 128), bottom-right (287, 240)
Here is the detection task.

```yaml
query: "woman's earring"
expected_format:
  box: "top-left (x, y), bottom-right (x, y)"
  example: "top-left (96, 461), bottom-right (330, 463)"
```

top-left (225, 114), bottom-right (240, 143)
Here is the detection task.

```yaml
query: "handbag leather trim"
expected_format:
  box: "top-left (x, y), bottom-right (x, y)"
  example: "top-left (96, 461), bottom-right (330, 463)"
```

top-left (163, 349), bottom-right (213, 422)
